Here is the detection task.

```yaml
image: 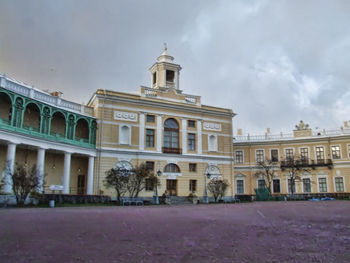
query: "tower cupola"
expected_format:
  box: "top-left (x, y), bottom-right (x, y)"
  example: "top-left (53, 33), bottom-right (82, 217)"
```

top-left (149, 44), bottom-right (182, 90)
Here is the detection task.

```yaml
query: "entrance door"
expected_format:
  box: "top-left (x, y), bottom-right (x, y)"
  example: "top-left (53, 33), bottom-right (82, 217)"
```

top-left (77, 175), bottom-right (86, 195)
top-left (166, 179), bottom-right (177, 196)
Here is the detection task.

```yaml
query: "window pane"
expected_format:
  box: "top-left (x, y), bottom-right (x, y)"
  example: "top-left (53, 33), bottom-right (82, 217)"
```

top-left (273, 179), bottom-right (280, 193)
top-left (237, 180), bottom-right (244, 194)
top-left (335, 177), bottom-right (344, 192)
top-left (319, 178), bottom-right (327, 192)
top-left (303, 178), bottom-right (311, 193)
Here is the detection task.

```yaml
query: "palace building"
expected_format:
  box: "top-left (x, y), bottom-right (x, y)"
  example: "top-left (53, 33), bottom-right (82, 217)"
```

top-left (234, 121), bottom-right (350, 196)
top-left (1, 47), bottom-right (349, 201)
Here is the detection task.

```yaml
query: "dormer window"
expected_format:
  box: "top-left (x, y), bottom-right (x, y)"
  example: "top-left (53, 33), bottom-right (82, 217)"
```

top-left (166, 70), bottom-right (175, 82)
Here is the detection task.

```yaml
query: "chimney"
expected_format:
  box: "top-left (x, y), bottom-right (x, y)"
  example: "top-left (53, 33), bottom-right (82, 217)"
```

top-left (237, 129), bottom-right (242, 136)
top-left (266, 128), bottom-right (270, 134)
top-left (344, 121), bottom-right (349, 128)
top-left (50, 91), bottom-right (63, 98)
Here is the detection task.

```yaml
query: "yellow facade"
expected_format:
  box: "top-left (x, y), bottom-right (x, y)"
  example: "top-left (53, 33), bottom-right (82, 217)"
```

top-left (234, 121), bottom-right (350, 196)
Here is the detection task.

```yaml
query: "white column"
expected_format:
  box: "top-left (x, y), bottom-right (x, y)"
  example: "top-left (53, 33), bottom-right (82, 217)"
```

top-left (87, 156), bottom-right (95, 195)
top-left (156, 114), bottom-right (163, 152)
top-left (175, 71), bottom-right (179, 90)
top-left (163, 69), bottom-right (166, 87)
top-left (3, 143), bottom-right (17, 193)
top-left (197, 120), bottom-right (202, 155)
top-left (182, 118), bottom-right (187, 154)
top-left (139, 112), bottom-right (145, 151)
top-left (62, 152), bottom-right (71, 194)
top-left (36, 148), bottom-right (46, 193)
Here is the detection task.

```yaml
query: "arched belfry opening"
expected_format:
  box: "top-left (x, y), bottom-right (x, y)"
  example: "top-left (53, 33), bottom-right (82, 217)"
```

top-left (23, 103), bottom-right (41, 131)
top-left (149, 44), bottom-right (182, 90)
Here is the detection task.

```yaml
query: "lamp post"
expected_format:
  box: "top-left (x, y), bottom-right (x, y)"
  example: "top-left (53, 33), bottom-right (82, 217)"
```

top-left (155, 170), bottom-right (162, 205)
top-left (204, 172), bottom-right (211, 203)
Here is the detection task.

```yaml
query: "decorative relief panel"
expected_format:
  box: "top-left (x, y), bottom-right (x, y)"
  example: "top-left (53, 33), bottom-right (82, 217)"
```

top-left (114, 111), bottom-right (138, 122)
top-left (203, 122), bottom-right (221, 131)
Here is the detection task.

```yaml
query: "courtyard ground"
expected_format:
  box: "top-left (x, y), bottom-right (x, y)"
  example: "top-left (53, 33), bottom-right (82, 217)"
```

top-left (0, 201), bottom-right (349, 263)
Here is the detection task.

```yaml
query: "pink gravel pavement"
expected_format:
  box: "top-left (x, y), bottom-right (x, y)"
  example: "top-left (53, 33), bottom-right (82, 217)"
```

top-left (0, 201), bottom-right (350, 263)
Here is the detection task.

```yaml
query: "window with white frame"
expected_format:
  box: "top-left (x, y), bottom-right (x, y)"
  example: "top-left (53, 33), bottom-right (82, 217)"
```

top-left (208, 135), bottom-right (217, 151)
top-left (120, 125), bottom-right (131, 145)
top-left (235, 151), bottom-right (244, 164)
top-left (288, 179), bottom-right (296, 193)
top-left (300, 148), bottom-right (309, 164)
top-left (285, 149), bottom-right (294, 162)
top-left (348, 145), bottom-right (350, 159)
top-left (256, 150), bottom-right (264, 162)
top-left (188, 133), bottom-right (196, 151)
top-left (146, 129), bottom-right (155, 147)
top-left (331, 145), bottom-right (341, 159)
top-left (258, 179), bottom-right (265, 189)
top-left (316, 146), bottom-right (325, 164)
top-left (271, 149), bottom-right (278, 162)
top-left (335, 177), bottom-right (344, 192)
top-left (318, 178), bottom-right (327, 193)
top-left (236, 180), bottom-right (244, 194)
top-left (302, 178), bottom-right (311, 193)
top-left (273, 179), bottom-right (280, 193)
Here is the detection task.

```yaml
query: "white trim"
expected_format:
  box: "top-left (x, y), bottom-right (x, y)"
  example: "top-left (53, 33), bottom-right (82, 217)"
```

top-left (235, 177), bottom-right (245, 194)
top-left (330, 144), bottom-right (342, 160)
top-left (314, 145), bottom-right (326, 162)
top-left (301, 173), bottom-right (313, 193)
top-left (333, 173), bottom-right (346, 192)
top-left (316, 174), bottom-right (329, 193)
top-left (284, 147), bottom-right (295, 159)
top-left (347, 144), bottom-right (350, 159)
top-left (119, 125), bottom-right (132, 145)
top-left (269, 148), bottom-right (280, 162)
top-left (98, 104), bottom-right (232, 123)
top-left (255, 149), bottom-right (265, 162)
top-left (298, 146), bottom-right (310, 160)
top-left (234, 150), bottom-right (244, 164)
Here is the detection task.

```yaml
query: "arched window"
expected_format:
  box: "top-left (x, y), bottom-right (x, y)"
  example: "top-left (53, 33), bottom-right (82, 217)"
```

top-left (208, 135), bottom-right (217, 151)
top-left (120, 125), bottom-right (130, 145)
top-left (75, 118), bottom-right (89, 141)
top-left (0, 92), bottom-right (12, 123)
top-left (164, 118), bottom-right (179, 151)
top-left (51, 111), bottom-right (66, 137)
top-left (23, 103), bottom-right (41, 131)
top-left (164, 163), bottom-right (180, 173)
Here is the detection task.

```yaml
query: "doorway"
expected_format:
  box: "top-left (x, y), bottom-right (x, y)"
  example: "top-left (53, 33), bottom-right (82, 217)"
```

top-left (166, 179), bottom-right (177, 196)
top-left (77, 174), bottom-right (86, 195)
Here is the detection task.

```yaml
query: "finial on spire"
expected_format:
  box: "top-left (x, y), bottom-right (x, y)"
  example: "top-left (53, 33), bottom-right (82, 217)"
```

top-left (164, 42), bottom-right (167, 51)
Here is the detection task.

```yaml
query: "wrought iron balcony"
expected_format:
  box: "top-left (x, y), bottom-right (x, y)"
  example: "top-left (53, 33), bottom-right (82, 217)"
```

top-left (162, 147), bottom-right (182, 154)
top-left (280, 158), bottom-right (333, 170)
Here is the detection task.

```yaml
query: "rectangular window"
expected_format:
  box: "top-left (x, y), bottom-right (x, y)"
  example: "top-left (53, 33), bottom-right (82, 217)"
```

top-left (188, 120), bottom-right (196, 128)
top-left (303, 178), bottom-right (311, 193)
top-left (145, 179), bottom-right (154, 191)
top-left (258, 179), bottom-right (266, 189)
top-left (348, 145), bottom-right (350, 159)
top-left (318, 178), bottom-right (327, 193)
top-left (145, 161), bottom-right (154, 171)
top-left (335, 177), bottom-right (344, 192)
top-left (331, 146), bottom-right (341, 159)
top-left (189, 163), bottom-right (197, 172)
top-left (288, 179), bottom-right (296, 193)
top-left (236, 180), bottom-right (244, 194)
top-left (146, 114), bottom-right (155, 123)
top-left (300, 148), bottom-right (309, 164)
top-left (273, 179), bottom-right (280, 193)
top-left (316, 146), bottom-right (325, 164)
top-left (166, 70), bottom-right (175, 82)
top-left (188, 133), bottom-right (196, 151)
top-left (256, 150), bottom-right (264, 162)
top-left (146, 129), bottom-right (155, 147)
top-left (271, 149), bottom-right (278, 162)
top-left (285, 149), bottom-right (294, 162)
top-left (235, 151), bottom-right (244, 164)
top-left (152, 72), bottom-right (156, 84)
top-left (189, 180), bottom-right (197, 192)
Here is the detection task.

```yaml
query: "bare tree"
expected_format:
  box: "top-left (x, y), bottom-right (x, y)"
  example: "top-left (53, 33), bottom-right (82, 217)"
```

top-left (207, 178), bottom-right (229, 202)
top-left (255, 158), bottom-right (278, 193)
top-left (12, 164), bottom-right (39, 206)
top-left (127, 163), bottom-right (159, 198)
top-left (281, 155), bottom-right (311, 195)
top-left (104, 168), bottom-right (129, 202)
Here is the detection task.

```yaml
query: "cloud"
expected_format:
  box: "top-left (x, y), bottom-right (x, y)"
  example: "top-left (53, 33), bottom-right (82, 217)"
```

top-left (0, 0), bottom-right (349, 134)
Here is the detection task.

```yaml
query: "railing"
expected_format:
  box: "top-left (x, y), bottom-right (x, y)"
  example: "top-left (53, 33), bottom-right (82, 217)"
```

top-left (235, 128), bottom-right (350, 143)
top-left (141, 86), bottom-right (200, 104)
top-left (0, 75), bottom-right (94, 116)
top-left (280, 159), bottom-right (333, 170)
top-left (162, 147), bottom-right (182, 154)
top-left (0, 118), bottom-right (95, 148)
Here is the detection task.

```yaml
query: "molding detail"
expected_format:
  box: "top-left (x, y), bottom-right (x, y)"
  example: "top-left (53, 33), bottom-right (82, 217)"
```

top-left (114, 111), bottom-right (138, 122)
top-left (203, 122), bottom-right (221, 131)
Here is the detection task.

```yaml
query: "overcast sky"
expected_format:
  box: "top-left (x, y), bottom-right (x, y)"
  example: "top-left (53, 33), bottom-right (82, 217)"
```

top-left (0, 0), bottom-right (349, 135)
